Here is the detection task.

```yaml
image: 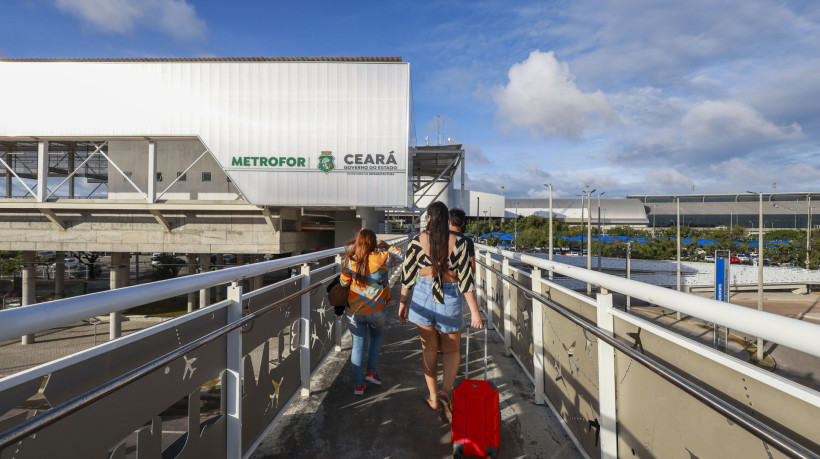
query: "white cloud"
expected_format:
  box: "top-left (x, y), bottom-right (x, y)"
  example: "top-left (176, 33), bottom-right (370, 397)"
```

top-left (492, 50), bottom-right (620, 139)
top-left (647, 169), bottom-right (691, 188)
top-left (681, 100), bottom-right (803, 147)
top-left (55, 0), bottom-right (206, 38)
top-left (463, 144), bottom-right (491, 165)
top-left (575, 173), bottom-right (618, 189)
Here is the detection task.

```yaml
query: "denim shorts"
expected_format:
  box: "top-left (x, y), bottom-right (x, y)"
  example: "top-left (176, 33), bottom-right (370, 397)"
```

top-left (408, 277), bottom-right (464, 333)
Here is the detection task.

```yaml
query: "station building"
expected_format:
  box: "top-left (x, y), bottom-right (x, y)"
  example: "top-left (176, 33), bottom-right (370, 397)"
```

top-left (0, 57), bottom-right (414, 257)
top-left (0, 56), bottom-right (425, 338)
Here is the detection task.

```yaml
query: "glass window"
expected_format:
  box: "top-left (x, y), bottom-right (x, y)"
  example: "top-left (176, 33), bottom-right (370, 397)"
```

top-left (202, 172), bottom-right (211, 182)
top-left (156, 172), bottom-right (163, 182)
top-left (177, 172), bottom-right (186, 181)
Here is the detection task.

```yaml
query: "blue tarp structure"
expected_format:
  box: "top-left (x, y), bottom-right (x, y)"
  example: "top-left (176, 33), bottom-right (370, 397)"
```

top-left (495, 232), bottom-right (797, 248)
top-left (480, 232), bottom-right (515, 241)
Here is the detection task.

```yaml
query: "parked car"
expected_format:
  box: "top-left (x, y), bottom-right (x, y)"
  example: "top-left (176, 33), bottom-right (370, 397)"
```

top-left (49, 257), bottom-right (79, 269)
top-left (704, 254), bottom-right (715, 262)
top-left (37, 251), bottom-right (56, 261)
top-left (730, 257), bottom-right (740, 264)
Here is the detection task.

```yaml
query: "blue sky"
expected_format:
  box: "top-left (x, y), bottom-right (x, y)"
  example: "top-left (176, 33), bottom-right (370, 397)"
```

top-left (2, 0), bottom-right (820, 199)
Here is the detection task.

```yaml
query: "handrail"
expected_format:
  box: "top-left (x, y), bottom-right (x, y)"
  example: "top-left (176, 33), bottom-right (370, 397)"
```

top-left (0, 236), bottom-right (408, 342)
top-left (0, 271), bottom-right (339, 450)
top-left (478, 259), bottom-right (818, 459)
top-left (476, 244), bottom-right (820, 359)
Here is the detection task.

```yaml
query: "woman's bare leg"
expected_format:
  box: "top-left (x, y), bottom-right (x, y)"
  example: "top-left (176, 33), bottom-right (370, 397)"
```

top-left (417, 325), bottom-right (440, 406)
top-left (440, 331), bottom-right (462, 399)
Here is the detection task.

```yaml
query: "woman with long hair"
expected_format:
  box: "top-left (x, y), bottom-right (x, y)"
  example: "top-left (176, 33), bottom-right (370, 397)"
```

top-left (339, 228), bottom-right (403, 395)
top-left (399, 201), bottom-right (482, 412)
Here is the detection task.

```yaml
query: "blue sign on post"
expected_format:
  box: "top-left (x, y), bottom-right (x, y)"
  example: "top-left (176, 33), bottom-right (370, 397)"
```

top-left (714, 255), bottom-right (730, 352)
top-left (715, 257), bottom-right (729, 302)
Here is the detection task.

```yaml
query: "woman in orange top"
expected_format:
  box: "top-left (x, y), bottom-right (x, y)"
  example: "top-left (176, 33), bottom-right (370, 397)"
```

top-left (339, 229), bottom-right (403, 395)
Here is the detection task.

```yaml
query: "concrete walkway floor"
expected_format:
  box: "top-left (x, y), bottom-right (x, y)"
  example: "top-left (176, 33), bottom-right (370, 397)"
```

top-left (250, 301), bottom-right (582, 458)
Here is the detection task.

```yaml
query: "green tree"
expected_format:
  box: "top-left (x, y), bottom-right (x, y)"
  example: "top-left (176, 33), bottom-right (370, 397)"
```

top-left (0, 251), bottom-right (22, 276)
top-left (142, 254), bottom-right (186, 281)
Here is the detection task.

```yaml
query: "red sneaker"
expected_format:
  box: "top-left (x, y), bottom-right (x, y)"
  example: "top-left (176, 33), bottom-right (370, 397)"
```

top-left (354, 385), bottom-right (365, 395)
top-left (365, 372), bottom-right (381, 385)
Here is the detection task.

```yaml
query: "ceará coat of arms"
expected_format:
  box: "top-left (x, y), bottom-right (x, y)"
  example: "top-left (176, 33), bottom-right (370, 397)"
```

top-left (318, 151), bottom-right (335, 173)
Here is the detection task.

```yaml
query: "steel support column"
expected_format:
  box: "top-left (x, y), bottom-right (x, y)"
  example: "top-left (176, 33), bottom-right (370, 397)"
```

top-left (531, 268), bottom-right (545, 405)
top-left (36, 141), bottom-right (48, 202)
top-left (299, 263), bottom-right (311, 396)
top-left (147, 141), bottom-right (156, 203)
top-left (502, 258), bottom-right (512, 355)
top-left (596, 291), bottom-right (618, 458)
top-left (226, 282), bottom-right (243, 459)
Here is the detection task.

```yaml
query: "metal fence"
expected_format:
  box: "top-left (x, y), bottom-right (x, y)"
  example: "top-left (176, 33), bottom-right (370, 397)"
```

top-left (0, 237), bottom-right (410, 459)
top-left (475, 245), bottom-right (820, 459)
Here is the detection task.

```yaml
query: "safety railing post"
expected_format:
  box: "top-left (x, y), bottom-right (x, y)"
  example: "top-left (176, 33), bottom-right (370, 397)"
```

top-left (475, 249), bottom-right (483, 312)
top-left (531, 268), bottom-right (545, 405)
top-left (299, 264), bottom-right (312, 397)
top-left (334, 255), bottom-right (343, 352)
top-left (596, 289), bottom-right (618, 459)
top-left (485, 252), bottom-right (495, 330)
top-left (502, 257), bottom-right (512, 356)
top-left (226, 282), bottom-right (243, 459)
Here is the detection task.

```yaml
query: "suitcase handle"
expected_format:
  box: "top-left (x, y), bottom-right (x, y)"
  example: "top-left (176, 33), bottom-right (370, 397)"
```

top-left (465, 320), bottom-right (488, 381)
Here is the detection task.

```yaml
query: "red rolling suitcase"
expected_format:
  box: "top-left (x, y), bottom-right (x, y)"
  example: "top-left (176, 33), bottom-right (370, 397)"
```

top-left (451, 324), bottom-right (500, 459)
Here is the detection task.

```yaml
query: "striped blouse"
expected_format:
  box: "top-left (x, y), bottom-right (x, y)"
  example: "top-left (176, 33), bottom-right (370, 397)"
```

top-left (401, 235), bottom-right (475, 303)
top-left (340, 246), bottom-right (404, 315)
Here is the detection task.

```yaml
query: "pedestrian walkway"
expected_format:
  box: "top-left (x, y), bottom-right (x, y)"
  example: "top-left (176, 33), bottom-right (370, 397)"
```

top-left (250, 283), bottom-right (582, 458)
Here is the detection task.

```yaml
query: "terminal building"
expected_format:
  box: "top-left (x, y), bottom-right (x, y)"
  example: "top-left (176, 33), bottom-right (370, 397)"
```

top-left (629, 193), bottom-right (820, 231)
top-left (504, 198), bottom-right (650, 227)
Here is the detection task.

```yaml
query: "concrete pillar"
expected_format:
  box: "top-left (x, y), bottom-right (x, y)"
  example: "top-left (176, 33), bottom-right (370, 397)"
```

top-left (215, 253), bottom-right (224, 302)
top-left (199, 253), bottom-right (211, 308)
top-left (119, 253), bottom-right (130, 288)
top-left (187, 253), bottom-right (197, 313)
top-left (21, 251), bottom-right (36, 345)
top-left (252, 255), bottom-right (264, 291)
top-left (54, 252), bottom-right (65, 299)
top-left (109, 252), bottom-right (123, 340)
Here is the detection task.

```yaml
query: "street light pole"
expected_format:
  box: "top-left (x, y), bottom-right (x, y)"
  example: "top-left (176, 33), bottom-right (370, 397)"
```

top-left (747, 190), bottom-right (765, 362)
top-left (514, 202), bottom-right (519, 250)
top-left (757, 192), bottom-right (764, 361)
top-left (652, 204), bottom-right (657, 237)
top-left (584, 186), bottom-right (596, 295)
top-left (597, 192), bottom-right (605, 271)
top-left (808, 196), bottom-right (812, 269)
top-left (546, 184), bottom-right (553, 280)
top-left (676, 197), bottom-right (682, 320)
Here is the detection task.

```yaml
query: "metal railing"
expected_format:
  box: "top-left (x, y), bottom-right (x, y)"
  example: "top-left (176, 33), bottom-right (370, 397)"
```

top-left (474, 244), bottom-right (820, 459)
top-left (0, 236), bottom-right (410, 459)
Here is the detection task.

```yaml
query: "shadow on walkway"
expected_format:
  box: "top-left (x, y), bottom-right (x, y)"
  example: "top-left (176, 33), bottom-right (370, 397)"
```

top-left (251, 285), bottom-right (582, 458)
